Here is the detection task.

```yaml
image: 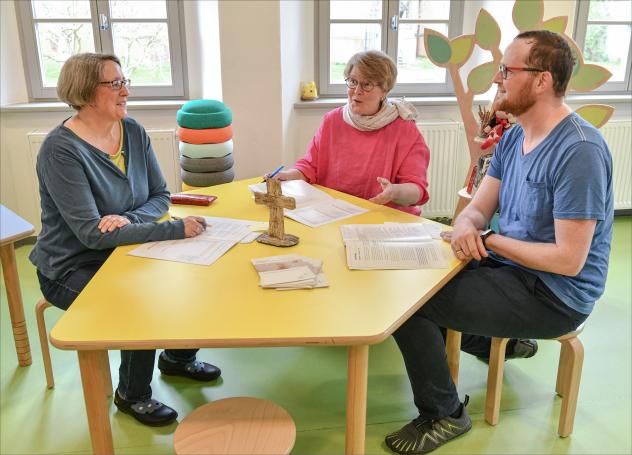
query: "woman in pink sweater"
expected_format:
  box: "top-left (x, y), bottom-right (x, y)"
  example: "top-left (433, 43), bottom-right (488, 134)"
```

top-left (275, 50), bottom-right (430, 215)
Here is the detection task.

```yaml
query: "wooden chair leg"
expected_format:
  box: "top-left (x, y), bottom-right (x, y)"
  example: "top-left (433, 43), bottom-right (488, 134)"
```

top-left (98, 351), bottom-right (113, 397)
top-left (35, 299), bottom-right (54, 389)
top-left (556, 341), bottom-right (571, 397)
top-left (558, 337), bottom-right (584, 437)
top-left (445, 329), bottom-right (462, 387)
top-left (485, 337), bottom-right (509, 426)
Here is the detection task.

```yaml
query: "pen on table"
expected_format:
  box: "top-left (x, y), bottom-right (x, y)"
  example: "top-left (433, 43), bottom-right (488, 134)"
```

top-left (262, 165), bottom-right (284, 182)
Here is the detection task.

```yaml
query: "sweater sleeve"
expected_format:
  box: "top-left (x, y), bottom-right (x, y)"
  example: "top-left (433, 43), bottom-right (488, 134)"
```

top-left (121, 123), bottom-right (171, 223)
top-left (293, 115), bottom-right (328, 183)
top-left (394, 121), bottom-right (430, 206)
top-left (40, 149), bottom-right (184, 250)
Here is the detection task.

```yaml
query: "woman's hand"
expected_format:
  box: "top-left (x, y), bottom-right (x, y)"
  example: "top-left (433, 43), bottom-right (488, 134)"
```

top-left (369, 177), bottom-right (397, 205)
top-left (182, 216), bottom-right (207, 238)
top-left (98, 215), bottom-right (131, 233)
top-left (266, 169), bottom-right (307, 182)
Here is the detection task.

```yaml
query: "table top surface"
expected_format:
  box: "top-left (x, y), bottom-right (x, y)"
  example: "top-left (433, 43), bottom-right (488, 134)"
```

top-left (0, 204), bottom-right (35, 246)
top-left (51, 179), bottom-right (464, 350)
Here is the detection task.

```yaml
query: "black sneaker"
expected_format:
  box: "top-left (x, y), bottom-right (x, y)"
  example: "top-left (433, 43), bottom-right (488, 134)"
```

top-left (114, 390), bottom-right (178, 427)
top-left (385, 397), bottom-right (472, 454)
top-left (158, 352), bottom-right (221, 381)
top-left (477, 338), bottom-right (538, 361)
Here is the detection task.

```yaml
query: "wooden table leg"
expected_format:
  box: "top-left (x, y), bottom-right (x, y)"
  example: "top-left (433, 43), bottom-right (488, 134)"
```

top-left (78, 350), bottom-right (114, 454)
top-left (345, 344), bottom-right (369, 455)
top-left (0, 243), bottom-right (32, 366)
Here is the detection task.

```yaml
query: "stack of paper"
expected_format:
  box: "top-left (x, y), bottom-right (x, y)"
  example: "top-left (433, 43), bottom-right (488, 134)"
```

top-left (340, 223), bottom-right (447, 270)
top-left (251, 254), bottom-right (329, 290)
top-left (249, 180), bottom-right (367, 228)
top-left (127, 216), bottom-right (265, 266)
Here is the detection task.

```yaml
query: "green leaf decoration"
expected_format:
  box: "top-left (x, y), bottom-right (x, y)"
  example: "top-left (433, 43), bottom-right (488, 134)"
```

top-left (513, 0), bottom-right (544, 32)
top-left (569, 64), bottom-right (612, 92)
top-left (467, 61), bottom-right (497, 95)
top-left (424, 28), bottom-right (452, 66)
top-left (475, 9), bottom-right (501, 50)
top-left (449, 35), bottom-right (475, 66)
top-left (575, 104), bottom-right (614, 129)
top-left (541, 16), bottom-right (568, 34)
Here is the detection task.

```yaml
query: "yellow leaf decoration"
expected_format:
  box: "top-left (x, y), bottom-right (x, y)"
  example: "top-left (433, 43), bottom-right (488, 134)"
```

top-left (467, 61), bottom-right (497, 95)
top-left (575, 104), bottom-right (614, 129)
top-left (541, 16), bottom-right (568, 34)
top-left (569, 64), bottom-right (612, 92)
top-left (424, 28), bottom-right (452, 67)
top-left (449, 35), bottom-right (475, 66)
top-left (475, 9), bottom-right (501, 50)
top-left (513, 0), bottom-right (544, 31)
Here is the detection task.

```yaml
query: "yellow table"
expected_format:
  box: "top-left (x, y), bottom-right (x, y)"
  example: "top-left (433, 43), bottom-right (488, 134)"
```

top-left (1, 204), bottom-right (35, 366)
top-left (50, 178), bottom-right (465, 454)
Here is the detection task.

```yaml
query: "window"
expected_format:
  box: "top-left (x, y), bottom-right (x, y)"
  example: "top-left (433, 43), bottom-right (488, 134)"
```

top-left (317, 0), bottom-right (463, 96)
top-left (574, 0), bottom-right (632, 92)
top-left (15, 0), bottom-right (187, 100)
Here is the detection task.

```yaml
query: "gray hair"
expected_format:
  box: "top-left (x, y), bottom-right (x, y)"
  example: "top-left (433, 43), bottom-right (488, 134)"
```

top-left (57, 53), bottom-right (121, 110)
top-left (343, 50), bottom-right (398, 92)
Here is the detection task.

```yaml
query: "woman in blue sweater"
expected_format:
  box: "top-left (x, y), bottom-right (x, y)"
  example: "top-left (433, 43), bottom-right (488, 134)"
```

top-left (30, 53), bottom-right (217, 427)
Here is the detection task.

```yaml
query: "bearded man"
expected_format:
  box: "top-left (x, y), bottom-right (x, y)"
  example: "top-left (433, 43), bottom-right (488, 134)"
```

top-left (384, 30), bottom-right (614, 455)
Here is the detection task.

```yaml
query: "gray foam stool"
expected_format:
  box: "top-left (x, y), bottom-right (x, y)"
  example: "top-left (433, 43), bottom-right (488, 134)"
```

top-left (181, 167), bottom-right (235, 187)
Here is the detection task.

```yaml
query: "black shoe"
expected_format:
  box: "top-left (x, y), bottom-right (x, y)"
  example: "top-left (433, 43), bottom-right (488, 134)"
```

top-left (477, 338), bottom-right (538, 361)
top-left (114, 390), bottom-right (178, 427)
top-left (158, 352), bottom-right (221, 381)
top-left (385, 396), bottom-right (472, 454)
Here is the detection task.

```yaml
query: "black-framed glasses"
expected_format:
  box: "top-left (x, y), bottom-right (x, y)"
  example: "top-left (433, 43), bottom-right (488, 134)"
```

top-left (99, 79), bottom-right (131, 90)
top-left (345, 77), bottom-right (376, 92)
top-left (499, 64), bottom-right (544, 80)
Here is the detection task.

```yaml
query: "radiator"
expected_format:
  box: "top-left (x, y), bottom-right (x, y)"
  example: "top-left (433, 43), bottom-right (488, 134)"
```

top-left (25, 128), bottom-right (179, 233)
top-left (417, 122), bottom-right (469, 218)
top-left (601, 120), bottom-right (631, 210)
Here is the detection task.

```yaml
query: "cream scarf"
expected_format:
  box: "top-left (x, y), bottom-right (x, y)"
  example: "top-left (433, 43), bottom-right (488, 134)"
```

top-left (342, 98), bottom-right (417, 131)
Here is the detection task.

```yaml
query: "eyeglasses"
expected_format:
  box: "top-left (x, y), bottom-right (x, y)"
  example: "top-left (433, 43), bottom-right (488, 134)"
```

top-left (99, 79), bottom-right (131, 90)
top-left (499, 64), bottom-right (544, 80)
top-left (345, 78), bottom-right (376, 92)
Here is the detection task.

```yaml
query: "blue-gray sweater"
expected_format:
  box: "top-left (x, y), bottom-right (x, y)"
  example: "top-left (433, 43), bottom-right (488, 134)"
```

top-left (30, 117), bottom-right (185, 280)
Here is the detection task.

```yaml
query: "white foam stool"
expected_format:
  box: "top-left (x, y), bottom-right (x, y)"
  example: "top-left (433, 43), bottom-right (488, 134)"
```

top-left (174, 397), bottom-right (296, 455)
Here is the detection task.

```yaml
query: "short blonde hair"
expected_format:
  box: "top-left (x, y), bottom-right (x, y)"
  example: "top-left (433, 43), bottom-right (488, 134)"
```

top-left (57, 53), bottom-right (121, 110)
top-left (343, 50), bottom-right (397, 92)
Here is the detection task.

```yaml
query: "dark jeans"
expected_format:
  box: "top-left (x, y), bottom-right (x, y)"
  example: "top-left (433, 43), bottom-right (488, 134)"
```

top-left (392, 258), bottom-right (588, 421)
top-left (37, 263), bottom-right (199, 401)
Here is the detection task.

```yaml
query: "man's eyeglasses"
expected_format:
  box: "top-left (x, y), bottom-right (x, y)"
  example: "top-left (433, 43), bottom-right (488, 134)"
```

top-left (345, 78), bottom-right (376, 92)
top-left (499, 64), bottom-right (544, 80)
top-left (99, 79), bottom-right (131, 90)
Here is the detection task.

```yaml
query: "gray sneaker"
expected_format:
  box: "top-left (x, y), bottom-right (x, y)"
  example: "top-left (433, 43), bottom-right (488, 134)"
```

top-left (385, 397), bottom-right (472, 454)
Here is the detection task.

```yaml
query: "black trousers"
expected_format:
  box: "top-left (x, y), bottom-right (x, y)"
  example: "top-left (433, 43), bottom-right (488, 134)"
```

top-left (392, 258), bottom-right (588, 420)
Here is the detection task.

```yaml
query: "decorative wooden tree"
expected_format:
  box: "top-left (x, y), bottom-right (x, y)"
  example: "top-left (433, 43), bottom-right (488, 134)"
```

top-left (423, 0), bottom-right (615, 220)
top-left (254, 178), bottom-right (299, 247)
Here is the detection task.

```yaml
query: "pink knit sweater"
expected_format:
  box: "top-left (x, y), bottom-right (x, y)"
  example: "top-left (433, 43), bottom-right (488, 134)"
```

top-left (294, 107), bottom-right (430, 215)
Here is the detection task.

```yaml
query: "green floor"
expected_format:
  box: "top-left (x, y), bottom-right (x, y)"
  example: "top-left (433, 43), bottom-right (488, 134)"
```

top-left (1, 217), bottom-right (630, 455)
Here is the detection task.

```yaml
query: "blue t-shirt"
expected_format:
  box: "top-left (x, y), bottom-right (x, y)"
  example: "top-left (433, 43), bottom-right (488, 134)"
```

top-left (487, 112), bottom-right (613, 315)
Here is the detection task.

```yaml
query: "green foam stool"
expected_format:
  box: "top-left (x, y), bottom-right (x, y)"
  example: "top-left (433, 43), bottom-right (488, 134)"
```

top-left (177, 99), bottom-right (233, 129)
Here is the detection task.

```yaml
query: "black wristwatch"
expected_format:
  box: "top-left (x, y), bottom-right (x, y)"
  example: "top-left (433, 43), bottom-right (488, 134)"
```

top-left (480, 228), bottom-right (495, 248)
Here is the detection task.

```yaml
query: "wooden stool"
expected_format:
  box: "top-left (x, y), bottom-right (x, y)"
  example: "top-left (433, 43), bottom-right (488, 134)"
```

top-left (35, 298), bottom-right (112, 394)
top-left (446, 324), bottom-right (585, 437)
top-left (174, 397), bottom-right (296, 455)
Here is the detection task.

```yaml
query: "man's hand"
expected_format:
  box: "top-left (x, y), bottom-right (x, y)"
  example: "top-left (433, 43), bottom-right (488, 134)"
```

top-left (449, 218), bottom-right (488, 261)
top-left (98, 215), bottom-right (130, 233)
top-left (183, 216), bottom-right (208, 238)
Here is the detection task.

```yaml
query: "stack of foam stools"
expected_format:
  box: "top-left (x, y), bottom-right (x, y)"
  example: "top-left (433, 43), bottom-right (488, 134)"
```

top-left (176, 99), bottom-right (235, 191)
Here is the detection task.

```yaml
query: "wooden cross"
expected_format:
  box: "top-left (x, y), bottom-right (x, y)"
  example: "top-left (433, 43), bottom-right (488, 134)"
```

top-left (254, 178), bottom-right (299, 247)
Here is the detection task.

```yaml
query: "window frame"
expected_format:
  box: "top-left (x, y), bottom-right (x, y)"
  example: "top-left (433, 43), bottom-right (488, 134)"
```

top-left (15, 0), bottom-right (188, 101)
top-left (316, 0), bottom-right (464, 97)
top-left (573, 0), bottom-right (632, 93)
